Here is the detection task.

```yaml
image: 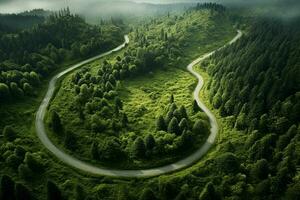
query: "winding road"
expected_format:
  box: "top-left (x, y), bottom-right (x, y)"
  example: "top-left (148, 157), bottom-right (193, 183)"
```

top-left (35, 31), bottom-right (242, 178)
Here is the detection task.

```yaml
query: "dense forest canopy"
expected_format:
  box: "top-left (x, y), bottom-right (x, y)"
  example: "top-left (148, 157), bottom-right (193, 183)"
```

top-left (0, 8), bottom-right (125, 103)
top-left (199, 18), bottom-right (300, 199)
top-left (46, 3), bottom-right (229, 169)
top-left (0, 1), bottom-right (299, 200)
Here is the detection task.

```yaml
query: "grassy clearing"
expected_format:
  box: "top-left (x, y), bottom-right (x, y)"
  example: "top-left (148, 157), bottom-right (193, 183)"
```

top-left (47, 12), bottom-right (236, 169)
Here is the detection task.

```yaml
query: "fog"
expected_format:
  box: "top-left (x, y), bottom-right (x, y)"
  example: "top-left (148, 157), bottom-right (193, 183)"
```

top-left (0, 0), bottom-right (300, 21)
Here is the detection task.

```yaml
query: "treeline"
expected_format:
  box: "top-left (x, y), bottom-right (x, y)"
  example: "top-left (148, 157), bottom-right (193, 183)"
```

top-left (0, 8), bottom-right (124, 103)
top-left (0, 13), bottom-right (44, 32)
top-left (48, 5), bottom-right (223, 164)
top-left (194, 3), bottom-right (226, 12)
top-left (50, 58), bottom-right (209, 162)
top-left (200, 19), bottom-right (300, 199)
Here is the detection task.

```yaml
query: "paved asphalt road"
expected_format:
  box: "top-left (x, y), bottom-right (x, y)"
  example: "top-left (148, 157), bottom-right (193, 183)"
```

top-left (35, 31), bottom-right (242, 178)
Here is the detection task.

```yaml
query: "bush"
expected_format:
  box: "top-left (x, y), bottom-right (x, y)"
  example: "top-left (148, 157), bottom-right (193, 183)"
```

top-left (167, 117), bottom-right (180, 135)
top-left (3, 126), bottom-right (17, 142)
top-left (139, 188), bottom-right (157, 200)
top-left (50, 110), bottom-right (63, 133)
top-left (156, 115), bottom-right (167, 131)
top-left (18, 164), bottom-right (33, 180)
top-left (145, 134), bottom-right (155, 150)
top-left (6, 154), bottom-right (22, 169)
top-left (131, 137), bottom-right (146, 159)
top-left (199, 182), bottom-right (220, 200)
top-left (98, 137), bottom-right (123, 161)
top-left (192, 120), bottom-right (207, 135)
top-left (24, 152), bottom-right (44, 173)
top-left (251, 159), bottom-right (269, 180)
top-left (215, 153), bottom-right (240, 174)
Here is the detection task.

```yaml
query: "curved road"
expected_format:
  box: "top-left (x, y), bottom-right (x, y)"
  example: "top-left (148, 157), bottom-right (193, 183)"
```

top-left (35, 31), bottom-right (242, 178)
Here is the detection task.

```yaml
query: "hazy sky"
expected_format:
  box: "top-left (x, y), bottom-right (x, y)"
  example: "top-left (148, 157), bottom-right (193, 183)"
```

top-left (0, 0), bottom-right (198, 13)
top-left (0, 0), bottom-right (299, 18)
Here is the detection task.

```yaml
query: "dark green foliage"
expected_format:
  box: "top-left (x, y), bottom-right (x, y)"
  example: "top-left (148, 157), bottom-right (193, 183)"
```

top-left (18, 164), bottom-right (33, 180)
top-left (159, 181), bottom-right (178, 200)
top-left (24, 153), bottom-right (43, 173)
top-left (179, 105), bottom-right (188, 119)
top-left (15, 183), bottom-right (31, 200)
top-left (50, 110), bottom-right (63, 133)
top-left (248, 134), bottom-right (276, 161)
top-left (170, 94), bottom-right (174, 103)
top-left (250, 159), bottom-right (269, 180)
top-left (75, 184), bottom-right (86, 200)
top-left (180, 130), bottom-right (193, 148)
top-left (192, 100), bottom-right (199, 113)
top-left (254, 179), bottom-right (271, 197)
top-left (0, 10), bottom-right (124, 104)
top-left (6, 154), bottom-right (22, 169)
top-left (14, 146), bottom-right (26, 160)
top-left (47, 181), bottom-right (63, 200)
top-left (145, 134), bottom-right (155, 150)
top-left (2, 125), bottom-right (17, 141)
top-left (64, 131), bottom-right (77, 150)
top-left (91, 142), bottom-right (99, 160)
top-left (0, 175), bottom-right (15, 200)
top-left (0, 83), bottom-right (10, 100)
top-left (156, 115), bottom-right (166, 131)
top-left (115, 97), bottom-right (123, 110)
top-left (121, 113), bottom-right (128, 127)
top-left (179, 118), bottom-right (188, 132)
top-left (168, 117), bottom-right (180, 135)
top-left (139, 188), bottom-right (157, 200)
top-left (132, 137), bottom-right (146, 158)
top-left (0, 12), bottom-right (45, 31)
top-left (192, 120), bottom-right (207, 135)
top-left (199, 182), bottom-right (220, 200)
top-left (215, 153), bottom-right (240, 174)
top-left (98, 137), bottom-right (123, 161)
top-left (285, 182), bottom-right (300, 200)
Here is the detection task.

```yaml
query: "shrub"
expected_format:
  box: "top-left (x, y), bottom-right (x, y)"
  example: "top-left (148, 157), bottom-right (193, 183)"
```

top-left (3, 126), bottom-right (17, 142)
top-left (156, 115), bottom-right (167, 131)
top-left (167, 117), bottom-right (180, 135)
top-left (215, 153), bottom-right (240, 174)
top-left (131, 137), bottom-right (146, 159)
top-left (145, 134), bottom-right (155, 150)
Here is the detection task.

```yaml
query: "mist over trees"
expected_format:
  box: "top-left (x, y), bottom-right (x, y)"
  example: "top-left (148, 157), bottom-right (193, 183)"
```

top-left (0, 8), bottom-right (124, 104)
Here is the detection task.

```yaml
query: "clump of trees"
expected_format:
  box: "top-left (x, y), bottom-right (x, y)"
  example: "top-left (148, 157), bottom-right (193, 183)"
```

top-left (0, 8), bottom-right (124, 103)
top-left (201, 19), bottom-right (300, 199)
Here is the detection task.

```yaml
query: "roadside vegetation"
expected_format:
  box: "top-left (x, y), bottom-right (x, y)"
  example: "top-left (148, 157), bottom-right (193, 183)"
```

top-left (0, 2), bottom-right (299, 200)
top-left (194, 18), bottom-right (300, 200)
top-left (0, 8), bottom-right (125, 104)
top-left (47, 3), bottom-right (234, 169)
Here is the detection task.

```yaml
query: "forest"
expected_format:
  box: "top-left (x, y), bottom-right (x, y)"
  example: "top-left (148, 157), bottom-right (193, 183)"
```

top-left (0, 1), bottom-right (299, 200)
top-left (0, 8), bottom-right (125, 104)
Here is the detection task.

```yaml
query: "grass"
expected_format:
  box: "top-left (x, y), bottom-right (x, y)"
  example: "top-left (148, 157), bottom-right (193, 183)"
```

top-left (0, 9), bottom-right (246, 200)
top-left (47, 10), bottom-right (237, 170)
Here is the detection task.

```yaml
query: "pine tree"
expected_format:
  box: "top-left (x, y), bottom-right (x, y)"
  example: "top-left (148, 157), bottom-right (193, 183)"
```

top-left (156, 115), bottom-right (167, 131)
top-left (50, 110), bottom-right (63, 133)
top-left (168, 117), bottom-right (180, 135)
top-left (192, 100), bottom-right (199, 113)
top-left (145, 134), bottom-right (155, 150)
top-left (132, 137), bottom-right (146, 158)
top-left (47, 181), bottom-right (63, 200)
